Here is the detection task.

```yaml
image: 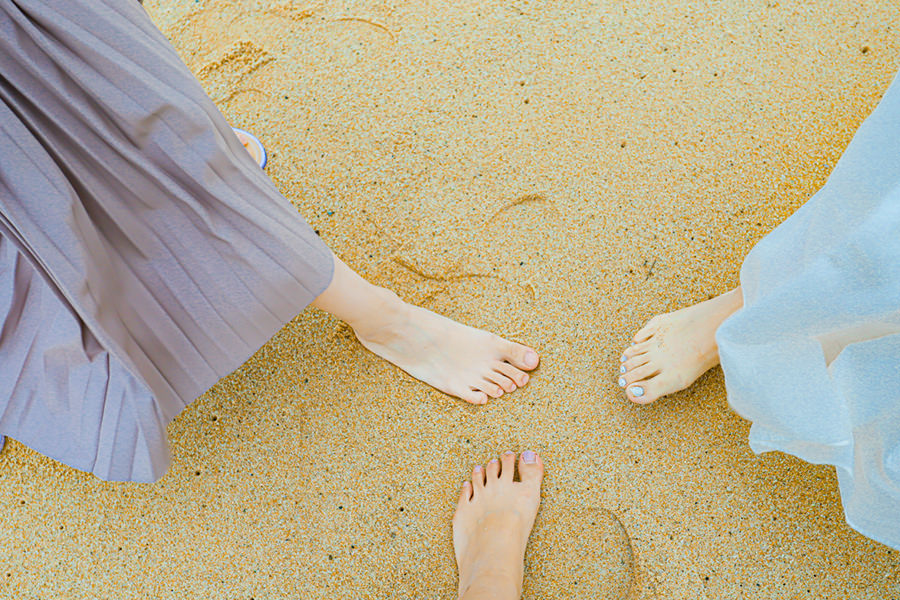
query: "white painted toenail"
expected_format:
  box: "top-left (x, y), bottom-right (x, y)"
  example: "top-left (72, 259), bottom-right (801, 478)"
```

top-left (618, 377), bottom-right (626, 387)
top-left (620, 354), bottom-right (627, 362)
top-left (620, 365), bottom-right (626, 374)
top-left (504, 451), bottom-right (515, 456)
top-left (474, 465), bottom-right (482, 471)
top-left (489, 458), bottom-right (498, 464)
top-left (522, 450), bottom-right (537, 464)
top-left (630, 386), bottom-right (645, 397)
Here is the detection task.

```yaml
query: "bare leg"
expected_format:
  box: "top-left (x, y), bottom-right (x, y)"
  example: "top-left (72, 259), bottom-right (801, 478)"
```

top-left (453, 451), bottom-right (544, 600)
top-left (618, 287), bottom-right (743, 404)
top-left (311, 252), bottom-right (540, 404)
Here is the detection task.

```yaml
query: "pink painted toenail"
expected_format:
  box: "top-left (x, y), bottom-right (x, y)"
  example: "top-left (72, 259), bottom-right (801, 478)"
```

top-left (522, 450), bottom-right (537, 464)
top-left (630, 386), bottom-right (645, 397)
top-left (618, 377), bottom-right (626, 387)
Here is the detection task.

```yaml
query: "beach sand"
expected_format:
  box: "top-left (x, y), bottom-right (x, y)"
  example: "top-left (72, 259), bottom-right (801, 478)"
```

top-left (2, 1), bottom-right (899, 598)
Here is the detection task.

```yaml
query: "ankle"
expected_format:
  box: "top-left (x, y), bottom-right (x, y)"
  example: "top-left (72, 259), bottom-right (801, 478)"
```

top-left (459, 577), bottom-right (521, 600)
top-left (347, 286), bottom-right (408, 340)
top-left (721, 287), bottom-right (744, 311)
top-left (459, 562), bottom-right (523, 600)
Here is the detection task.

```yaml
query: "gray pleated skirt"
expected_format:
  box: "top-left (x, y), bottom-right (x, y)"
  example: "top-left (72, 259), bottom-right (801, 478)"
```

top-left (0, 0), bottom-right (334, 482)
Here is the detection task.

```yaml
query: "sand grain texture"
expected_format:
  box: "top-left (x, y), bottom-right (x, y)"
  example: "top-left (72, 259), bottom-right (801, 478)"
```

top-left (2, 1), bottom-right (899, 598)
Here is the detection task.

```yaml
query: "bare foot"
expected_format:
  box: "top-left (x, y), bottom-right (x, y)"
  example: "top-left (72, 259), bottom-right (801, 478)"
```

top-left (231, 127), bottom-right (265, 167)
top-left (618, 287), bottom-right (743, 404)
top-left (312, 254), bottom-right (540, 405)
top-left (354, 296), bottom-right (539, 405)
top-left (453, 451), bottom-right (544, 600)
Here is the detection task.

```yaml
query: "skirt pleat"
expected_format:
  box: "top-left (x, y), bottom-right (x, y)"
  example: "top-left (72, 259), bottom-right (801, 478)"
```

top-left (0, 0), bottom-right (333, 482)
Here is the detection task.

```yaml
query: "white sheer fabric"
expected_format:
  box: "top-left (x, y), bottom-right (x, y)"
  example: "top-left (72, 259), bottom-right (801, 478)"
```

top-left (717, 72), bottom-right (900, 549)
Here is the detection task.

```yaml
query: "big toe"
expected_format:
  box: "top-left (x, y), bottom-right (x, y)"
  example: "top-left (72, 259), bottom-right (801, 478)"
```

top-left (625, 373), bottom-right (670, 405)
top-left (502, 340), bottom-right (540, 371)
top-left (518, 450), bottom-right (544, 486)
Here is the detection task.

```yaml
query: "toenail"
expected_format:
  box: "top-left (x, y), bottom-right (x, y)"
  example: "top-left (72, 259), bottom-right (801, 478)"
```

top-left (474, 465), bottom-right (483, 471)
top-left (620, 354), bottom-right (627, 362)
top-left (620, 365), bottom-right (626, 374)
top-left (504, 451), bottom-right (515, 456)
top-left (618, 377), bottom-right (626, 388)
top-left (522, 450), bottom-right (537, 464)
top-left (630, 386), bottom-right (645, 397)
top-left (489, 458), bottom-right (499, 464)
top-left (522, 375), bottom-right (529, 384)
top-left (524, 350), bottom-right (539, 368)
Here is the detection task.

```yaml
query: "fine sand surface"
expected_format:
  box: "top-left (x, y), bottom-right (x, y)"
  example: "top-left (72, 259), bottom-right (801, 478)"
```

top-left (2, 1), bottom-right (899, 598)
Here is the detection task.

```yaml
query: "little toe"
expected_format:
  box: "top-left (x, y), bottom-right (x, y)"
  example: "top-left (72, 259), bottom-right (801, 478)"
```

top-left (458, 481), bottom-right (473, 505)
top-left (518, 450), bottom-right (544, 486)
top-left (622, 342), bottom-right (651, 360)
top-left (459, 388), bottom-right (489, 405)
top-left (486, 371), bottom-right (517, 394)
top-left (500, 451), bottom-right (516, 481)
top-left (501, 340), bottom-right (540, 371)
top-left (494, 361), bottom-right (530, 388)
top-left (486, 458), bottom-right (501, 480)
top-left (633, 319), bottom-right (659, 343)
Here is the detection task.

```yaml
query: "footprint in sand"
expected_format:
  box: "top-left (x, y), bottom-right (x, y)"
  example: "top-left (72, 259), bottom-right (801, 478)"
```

top-left (196, 40), bottom-right (276, 104)
top-left (379, 191), bottom-right (562, 311)
top-left (523, 507), bottom-right (640, 599)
